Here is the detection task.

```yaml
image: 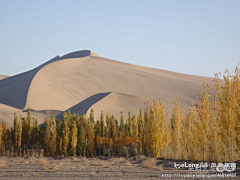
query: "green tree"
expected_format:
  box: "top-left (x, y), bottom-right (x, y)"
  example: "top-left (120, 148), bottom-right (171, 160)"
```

top-left (119, 111), bottom-right (125, 138)
top-left (128, 112), bottom-right (133, 137)
top-left (62, 113), bottom-right (70, 157)
top-left (71, 121), bottom-right (78, 157)
top-left (100, 111), bottom-right (105, 137)
top-left (44, 118), bottom-right (50, 156)
top-left (49, 116), bottom-right (57, 156)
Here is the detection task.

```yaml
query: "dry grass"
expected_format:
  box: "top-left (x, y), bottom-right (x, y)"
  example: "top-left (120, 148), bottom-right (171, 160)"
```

top-left (156, 164), bottom-right (164, 171)
top-left (71, 157), bottom-right (78, 161)
top-left (102, 160), bottom-right (110, 168)
top-left (22, 159), bottom-right (29, 164)
top-left (91, 172), bottom-right (97, 176)
top-left (9, 158), bottom-right (15, 162)
top-left (0, 158), bottom-right (7, 167)
top-left (124, 160), bottom-right (132, 166)
top-left (0, 157), bottom-right (222, 179)
top-left (81, 157), bottom-right (88, 162)
top-left (119, 146), bottom-right (129, 157)
top-left (76, 163), bottom-right (83, 169)
top-left (14, 157), bottom-right (24, 162)
top-left (90, 159), bottom-right (104, 166)
top-left (49, 161), bottom-right (62, 169)
top-left (138, 155), bottom-right (146, 161)
top-left (38, 158), bottom-right (49, 166)
top-left (141, 157), bottom-right (156, 168)
top-left (28, 157), bottom-right (37, 163)
top-left (108, 158), bottom-right (119, 165)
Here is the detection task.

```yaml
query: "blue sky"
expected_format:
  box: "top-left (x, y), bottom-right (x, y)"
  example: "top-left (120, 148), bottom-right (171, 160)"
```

top-left (0, 0), bottom-right (239, 77)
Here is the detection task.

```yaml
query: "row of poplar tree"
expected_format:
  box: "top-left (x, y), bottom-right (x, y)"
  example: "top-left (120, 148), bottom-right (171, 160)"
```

top-left (0, 67), bottom-right (239, 162)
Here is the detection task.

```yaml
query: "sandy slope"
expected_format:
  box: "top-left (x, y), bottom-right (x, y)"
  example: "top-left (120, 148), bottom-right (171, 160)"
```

top-left (57, 92), bottom-right (145, 121)
top-left (0, 50), bottom-right (214, 123)
top-left (85, 92), bottom-right (145, 121)
top-left (0, 103), bottom-right (49, 126)
top-left (0, 103), bottom-right (22, 126)
top-left (0, 75), bottom-right (8, 80)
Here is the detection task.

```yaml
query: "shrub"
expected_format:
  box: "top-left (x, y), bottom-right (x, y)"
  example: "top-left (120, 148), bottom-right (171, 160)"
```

top-left (119, 146), bottom-right (129, 158)
top-left (0, 158), bottom-right (7, 167)
top-left (141, 157), bottom-right (156, 168)
top-left (38, 158), bottom-right (49, 166)
top-left (129, 142), bottom-right (139, 157)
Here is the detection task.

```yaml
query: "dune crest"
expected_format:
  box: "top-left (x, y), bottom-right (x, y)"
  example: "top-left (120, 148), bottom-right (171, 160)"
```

top-left (90, 51), bottom-right (99, 57)
top-left (0, 50), bottom-right (93, 109)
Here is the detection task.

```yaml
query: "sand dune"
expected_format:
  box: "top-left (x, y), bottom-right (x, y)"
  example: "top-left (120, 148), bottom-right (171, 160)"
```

top-left (57, 92), bottom-right (145, 121)
top-left (0, 75), bottom-right (9, 80)
top-left (84, 92), bottom-right (145, 120)
top-left (25, 51), bottom-right (214, 111)
top-left (0, 50), bottom-right (215, 123)
top-left (0, 103), bottom-right (50, 126)
top-left (0, 103), bottom-right (22, 126)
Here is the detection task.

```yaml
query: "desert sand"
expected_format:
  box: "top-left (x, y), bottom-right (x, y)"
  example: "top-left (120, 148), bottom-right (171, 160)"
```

top-left (0, 50), bottom-right (214, 124)
top-left (0, 103), bottom-right (54, 126)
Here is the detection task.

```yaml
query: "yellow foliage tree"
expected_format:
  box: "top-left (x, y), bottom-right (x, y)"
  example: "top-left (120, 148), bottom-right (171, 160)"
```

top-left (18, 115), bottom-right (22, 154)
top-left (0, 121), bottom-right (2, 155)
top-left (153, 99), bottom-right (170, 158)
top-left (87, 122), bottom-right (95, 157)
top-left (170, 96), bottom-right (183, 159)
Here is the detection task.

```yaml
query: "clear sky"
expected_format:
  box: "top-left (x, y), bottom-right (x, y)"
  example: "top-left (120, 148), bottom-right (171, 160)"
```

top-left (0, 0), bottom-right (239, 77)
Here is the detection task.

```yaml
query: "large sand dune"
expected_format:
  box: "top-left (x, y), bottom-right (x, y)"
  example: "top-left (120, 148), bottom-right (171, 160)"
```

top-left (0, 50), bottom-right (214, 123)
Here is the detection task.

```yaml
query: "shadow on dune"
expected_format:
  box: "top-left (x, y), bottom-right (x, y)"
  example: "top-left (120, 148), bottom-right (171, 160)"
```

top-left (56, 92), bottom-right (111, 120)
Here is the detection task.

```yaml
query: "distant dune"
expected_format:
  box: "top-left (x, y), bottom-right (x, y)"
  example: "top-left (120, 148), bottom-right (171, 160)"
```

top-left (0, 103), bottom-right (52, 126)
top-left (0, 75), bottom-right (9, 80)
top-left (0, 50), bottom-right (214, 124)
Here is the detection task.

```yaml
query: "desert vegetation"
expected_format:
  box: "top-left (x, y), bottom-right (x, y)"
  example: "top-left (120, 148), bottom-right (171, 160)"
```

top-left (0, 67), bottom-right (239, 163)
